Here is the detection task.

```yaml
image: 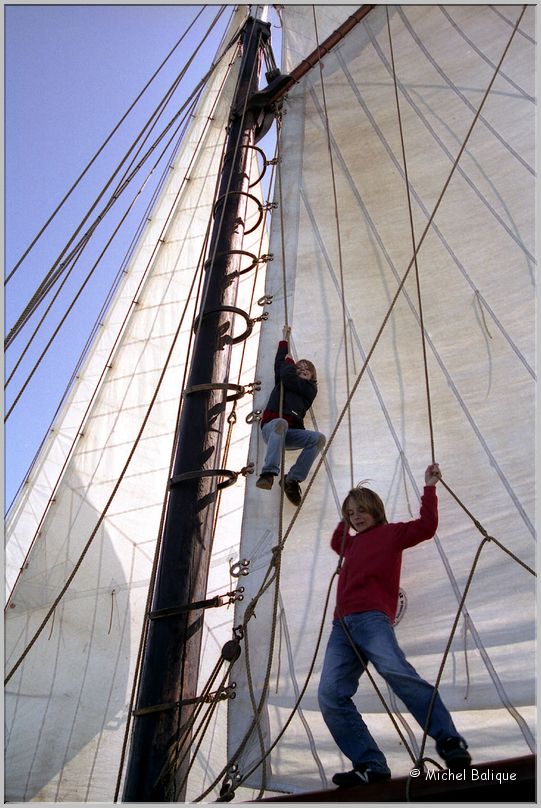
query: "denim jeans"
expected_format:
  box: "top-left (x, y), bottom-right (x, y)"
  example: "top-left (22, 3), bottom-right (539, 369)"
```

top-left (318, 611), bottom-right (463, 772)
top-left (260, 418), bottom-right (326, 482)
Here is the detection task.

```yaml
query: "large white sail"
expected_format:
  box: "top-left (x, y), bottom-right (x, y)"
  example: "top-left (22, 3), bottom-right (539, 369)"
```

top-left (4, 6), bottom-right (269, 801)
top-left (228, 3), bottom-right (535, 795)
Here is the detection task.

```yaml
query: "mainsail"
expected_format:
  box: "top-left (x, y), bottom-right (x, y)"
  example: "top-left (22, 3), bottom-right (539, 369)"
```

top-left (5, 4), bottom-right (536, 802)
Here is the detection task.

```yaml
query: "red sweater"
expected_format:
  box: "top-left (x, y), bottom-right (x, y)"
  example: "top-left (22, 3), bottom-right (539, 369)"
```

top-left (331, 486), bottom-right (438, 622)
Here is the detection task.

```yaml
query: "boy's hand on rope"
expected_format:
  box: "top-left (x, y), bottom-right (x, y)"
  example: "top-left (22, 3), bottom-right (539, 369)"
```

top-left (425, 462), bottom-right (441, 486)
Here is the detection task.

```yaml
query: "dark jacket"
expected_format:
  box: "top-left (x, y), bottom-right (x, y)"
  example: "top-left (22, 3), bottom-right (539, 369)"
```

top-left (261, 340), bottom-right (317, 430)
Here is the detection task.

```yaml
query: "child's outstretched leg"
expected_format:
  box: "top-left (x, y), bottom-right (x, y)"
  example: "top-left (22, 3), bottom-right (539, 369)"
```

top-left (318, 619), bottom-right (391, 786)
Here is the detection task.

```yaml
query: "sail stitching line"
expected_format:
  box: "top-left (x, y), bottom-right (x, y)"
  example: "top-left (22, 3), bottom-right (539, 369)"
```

top-left (396, 7), bottom-right (534, 177)
top-left (361, 19), bottom-right (536, 267)
top-left (333, 51), bottom-right (535, 380)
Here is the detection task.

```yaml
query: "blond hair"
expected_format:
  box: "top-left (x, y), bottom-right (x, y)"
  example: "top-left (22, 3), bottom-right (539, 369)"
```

top-left (341, 485), bottom-right (388, 528)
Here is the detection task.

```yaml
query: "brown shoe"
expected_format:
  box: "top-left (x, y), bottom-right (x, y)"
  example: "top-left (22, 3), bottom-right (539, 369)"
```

top-left (256, 473), bottom-right (275, 490)
top-left (280, 476), bottom-right (301, 506)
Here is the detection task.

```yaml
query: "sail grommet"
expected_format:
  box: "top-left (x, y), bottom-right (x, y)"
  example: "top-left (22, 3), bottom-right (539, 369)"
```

top-left (213, 190), bottom-right (264, 235)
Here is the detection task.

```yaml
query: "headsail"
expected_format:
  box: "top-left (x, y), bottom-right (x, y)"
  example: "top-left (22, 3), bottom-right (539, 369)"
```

top-left (4, 6), bottom-right (267, 801)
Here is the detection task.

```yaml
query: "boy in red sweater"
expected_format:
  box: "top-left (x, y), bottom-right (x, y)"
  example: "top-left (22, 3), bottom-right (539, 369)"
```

top-left (318, 463), bottom-right (471, 786)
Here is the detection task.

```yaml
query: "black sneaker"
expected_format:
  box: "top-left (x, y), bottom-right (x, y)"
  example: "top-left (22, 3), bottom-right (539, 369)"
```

top-left (437, 737), bottom-right (471, 771)
top-left (256, 473), bottom-right (275, 490)
top-left (280, 476), bottom-right (301, 506)
top-left (332, 764), bottom-right (391, 787)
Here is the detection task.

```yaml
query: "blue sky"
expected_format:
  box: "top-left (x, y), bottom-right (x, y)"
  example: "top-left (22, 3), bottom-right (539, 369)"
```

top-left (5, 4), bottom-right (282, 507)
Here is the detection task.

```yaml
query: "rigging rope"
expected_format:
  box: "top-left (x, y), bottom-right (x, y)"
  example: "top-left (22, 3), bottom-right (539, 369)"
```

top-left (5, 28), bottom-right (245, 685)
top-left (312, 6), bottom-right (355, 489)
top-left (4, 94), bottom-right (202, 421)
top-left (5, 45), bottom-right (238, 606)
top-left (385, 5), bottom-right (435, 463)
top-left (5, 5), bottom-right (534, 802)
top-left (5, 5), bottom-right (231, 351)
top-left (4, 5), bottom-right (213, 286)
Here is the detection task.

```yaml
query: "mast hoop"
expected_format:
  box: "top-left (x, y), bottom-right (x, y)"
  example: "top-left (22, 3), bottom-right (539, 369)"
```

top-left (193, 305), bottom-right (255, 345)
top-left (169, 468), bottom-right (239, 490)
top-left (184, 381), bottom-right (257, 402)
top-left (212, 190), bottom-right (264, 234)
top-left (205, 249), bottom-right (270, 279)
top-left (247, 144), bottom-right (267, 187)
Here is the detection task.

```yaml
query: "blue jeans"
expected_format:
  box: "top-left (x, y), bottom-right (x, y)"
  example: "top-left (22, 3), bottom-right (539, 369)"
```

top-left (260, 418), bottom-right (326, 482)
top-left (318, 612), bottom-right (464, 772)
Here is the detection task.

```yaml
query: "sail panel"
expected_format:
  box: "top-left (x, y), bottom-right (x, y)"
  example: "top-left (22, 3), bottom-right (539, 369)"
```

top-left (229, 4), bottom-right (535, 794)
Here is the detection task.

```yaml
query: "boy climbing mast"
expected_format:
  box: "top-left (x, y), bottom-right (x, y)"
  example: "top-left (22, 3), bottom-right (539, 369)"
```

top-left (318, 463), bottom-right (471, 786)
top-left (255, 325), bottom-right (326, 506)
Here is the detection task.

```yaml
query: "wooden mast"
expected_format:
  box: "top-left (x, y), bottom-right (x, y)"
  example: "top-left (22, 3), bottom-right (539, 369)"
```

top-left (123, 13), bottom-right (270, 801)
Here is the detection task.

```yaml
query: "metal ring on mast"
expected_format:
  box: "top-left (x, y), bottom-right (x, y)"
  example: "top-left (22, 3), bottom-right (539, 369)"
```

top-left (204, 249), bottom-right (271, 278)
top-left (246, 144), bottom-right (268, 187)
top-left (170, 463), bottom-right (254, 491)
top-left (183, 381), bottom-right (260, 402)
top-left (169, 468), bottom-right (239, 491)
top-left (192, 305), bottom-right (256, 344)
top-left (212, 190), bottom-right (264, 234)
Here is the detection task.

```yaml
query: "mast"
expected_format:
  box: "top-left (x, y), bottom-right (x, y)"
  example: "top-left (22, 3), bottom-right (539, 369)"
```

top-left (123, 14), bottom-right (271, 801)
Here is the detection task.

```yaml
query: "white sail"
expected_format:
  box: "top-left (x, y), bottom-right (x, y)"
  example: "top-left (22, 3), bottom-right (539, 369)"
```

top-left (4, 7), bottom-right (269, 801)
top-left (4, 4), bottom-right (536, 803)
top-left (228, 3), bottom-right (535, 795)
